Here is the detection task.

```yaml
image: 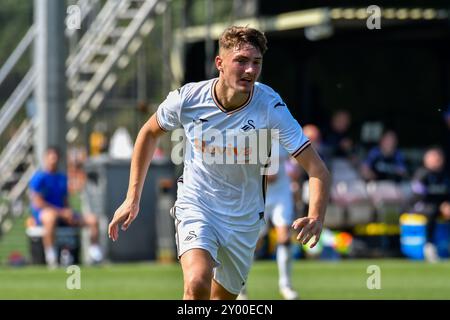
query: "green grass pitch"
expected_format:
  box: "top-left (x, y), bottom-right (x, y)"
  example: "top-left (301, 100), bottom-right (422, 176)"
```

top-left (0, 259), bottom-right (449, 299)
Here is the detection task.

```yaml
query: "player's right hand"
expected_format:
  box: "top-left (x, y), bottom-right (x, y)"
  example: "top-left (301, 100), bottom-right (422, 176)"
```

top-left (108, 199), bottom-right (139, 241)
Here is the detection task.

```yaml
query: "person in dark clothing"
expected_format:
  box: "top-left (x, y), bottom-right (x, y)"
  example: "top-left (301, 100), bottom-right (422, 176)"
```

top-left (323, 110), bottom-right (355, 160)
top-left (411, 147), bottom-right (450, 262)
top-left (361, 130), bottom-right (408, 182)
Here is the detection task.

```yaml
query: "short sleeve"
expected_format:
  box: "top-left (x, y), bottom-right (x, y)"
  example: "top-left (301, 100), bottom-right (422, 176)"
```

top-left (363, 148), bottom-right (378, 167)
top-left (267, 97), bottom-right (310, 158)
top-left (156, 89), bottom-right (182, 131)
top-left (29, 172), bottom-right (44, 194)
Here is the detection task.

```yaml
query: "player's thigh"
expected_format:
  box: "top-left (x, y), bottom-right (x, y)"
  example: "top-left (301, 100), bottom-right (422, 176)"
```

top-left (180, 248), bottom-right (216, 284)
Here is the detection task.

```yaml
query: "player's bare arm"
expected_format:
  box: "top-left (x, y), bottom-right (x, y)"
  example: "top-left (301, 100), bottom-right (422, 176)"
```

top-left (108, 113), bottom-right (165, 241)
top-left (292, 145), bottom-right (330, 248)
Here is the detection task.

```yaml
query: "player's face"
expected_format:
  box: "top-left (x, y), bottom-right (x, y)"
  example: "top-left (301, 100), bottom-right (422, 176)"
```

top-left (216, 44), bottom-right (262, 93)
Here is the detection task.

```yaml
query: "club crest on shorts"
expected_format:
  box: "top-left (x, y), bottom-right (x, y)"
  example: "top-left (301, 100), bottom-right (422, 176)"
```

top-left (184, 230), bottom-right (197, 242)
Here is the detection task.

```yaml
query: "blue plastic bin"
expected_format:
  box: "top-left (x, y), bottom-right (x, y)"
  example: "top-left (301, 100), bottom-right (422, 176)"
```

top-left (400, 214), bottom-right (427, 260)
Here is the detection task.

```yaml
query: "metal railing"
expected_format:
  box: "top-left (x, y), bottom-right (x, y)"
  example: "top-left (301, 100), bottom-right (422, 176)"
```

top-left (66, 0), bottom-right (167, 142)
top-left (0, 0), bottom-right (126, 237)
top-left (0, 0), bottom-right (167, 238)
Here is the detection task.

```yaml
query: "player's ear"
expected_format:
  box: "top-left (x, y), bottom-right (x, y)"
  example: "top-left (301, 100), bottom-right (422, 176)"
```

top-left (215, 55), bottom-right (223, 73)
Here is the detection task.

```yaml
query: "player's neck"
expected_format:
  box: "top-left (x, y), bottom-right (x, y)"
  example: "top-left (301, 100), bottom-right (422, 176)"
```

top-left (215, 78), bottom-right (251, 111)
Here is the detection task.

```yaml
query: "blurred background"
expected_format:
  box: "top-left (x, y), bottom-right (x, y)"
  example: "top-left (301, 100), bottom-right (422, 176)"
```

top-left (0, 0), bottom-right (450, 299)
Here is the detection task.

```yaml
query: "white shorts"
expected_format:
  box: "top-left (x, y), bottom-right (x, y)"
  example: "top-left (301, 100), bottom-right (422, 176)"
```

top-left (171, 206), bottom-right (263, 295)
top-left (263, 194), bottom-right (294, 234)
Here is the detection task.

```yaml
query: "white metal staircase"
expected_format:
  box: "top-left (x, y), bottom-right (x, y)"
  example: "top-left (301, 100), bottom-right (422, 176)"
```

top-left (66, 0), bottom-right (168, 142)
top-left (0, 0), bottom-right (167, 238)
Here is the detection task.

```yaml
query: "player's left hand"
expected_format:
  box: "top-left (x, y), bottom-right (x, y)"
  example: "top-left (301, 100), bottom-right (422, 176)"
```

top-left (292, 217), bottom-right (323, 248)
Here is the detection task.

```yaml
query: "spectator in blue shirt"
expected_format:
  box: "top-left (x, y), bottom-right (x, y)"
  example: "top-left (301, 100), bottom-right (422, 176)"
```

top-left (29, 147), bottom-right (103, 268)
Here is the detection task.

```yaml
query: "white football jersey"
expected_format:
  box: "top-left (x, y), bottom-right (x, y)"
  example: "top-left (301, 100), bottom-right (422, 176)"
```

top-left (156, 78), bottom-right (310, 229)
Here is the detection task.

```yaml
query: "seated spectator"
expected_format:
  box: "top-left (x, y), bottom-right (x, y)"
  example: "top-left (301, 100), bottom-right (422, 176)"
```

top-left (361, 130), bottom-right (408, 182)
top-left (29, 147), bottom-right (103, 268)
top-left (411, 147), bottom-right (450, 262)
top-left (323, 110), bottom-right (357, 163)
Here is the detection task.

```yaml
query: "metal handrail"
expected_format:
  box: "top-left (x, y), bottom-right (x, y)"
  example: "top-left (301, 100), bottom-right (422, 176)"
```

top-left (0, 0), bottom-right (99, 89)
top-left (67, 0), bottom-right (163, 123)
top-left (0, 120), bottom-right (33, 173)
top-left (66, 0), bottom-right (128, 78)
top-left (0, 26), bottom-right (35, 88)
top-left (0, 123), bottom-right (34, 192)
top-left (0, 69), bottom-right (36, 137)
top-left (9, 161), bottom-right (36, 203)
top-left (0, 0), bottom-right (166, 231)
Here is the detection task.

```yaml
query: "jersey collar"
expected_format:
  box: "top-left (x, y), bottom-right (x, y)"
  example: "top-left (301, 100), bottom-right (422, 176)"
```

top-left (211, 78), bottom-right (254, 115)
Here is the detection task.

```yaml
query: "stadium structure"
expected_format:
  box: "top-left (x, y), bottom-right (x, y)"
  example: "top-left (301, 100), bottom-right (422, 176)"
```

top-left (0, 0), bottom-right (449, 264)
